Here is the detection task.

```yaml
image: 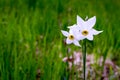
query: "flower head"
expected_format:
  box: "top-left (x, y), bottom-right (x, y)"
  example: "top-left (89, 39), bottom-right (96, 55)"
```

top-left (61, 25), bottom-right (81, 46)
top-left (77, 15), bottom-right (103, 40)
top-left (68, 24), bottom-right (83, 40)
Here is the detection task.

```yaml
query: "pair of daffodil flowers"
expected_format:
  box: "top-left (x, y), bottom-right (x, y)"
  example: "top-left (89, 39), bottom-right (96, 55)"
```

top-left (61, 15), bottom-right (103, 46)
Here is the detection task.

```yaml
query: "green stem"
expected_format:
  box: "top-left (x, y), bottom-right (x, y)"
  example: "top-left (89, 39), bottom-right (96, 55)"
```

top-left (82, 39), bottom-right (86, 80)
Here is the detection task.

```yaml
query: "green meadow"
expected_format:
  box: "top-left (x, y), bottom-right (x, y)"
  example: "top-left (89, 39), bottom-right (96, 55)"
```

top-left (0, 0), bottom-right (120, 80)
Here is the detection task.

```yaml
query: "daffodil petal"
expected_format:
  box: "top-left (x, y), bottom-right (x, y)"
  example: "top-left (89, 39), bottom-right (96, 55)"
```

top-left (69, 26), bottom-right (80, 34)
top-left (77, 15), bottom-right (85, 30)
top-left (68, 24), bottom-right (77, 29)
top-left (76, 32), bottom-right (85, 40)
top-left (92, 29), bottom-right (103, 35)
top-left (69, 28), bottom-right (74, 34)
top-left (73, 40), bottom-right (81, 47)
top-left (66, 38), bottom-right (73, 44)
top-left (69, 27), bottom-right (82, 41)
top-left (61, 30), bottom-right (69, 37)
top-left (86, 16), bottom-right (96, 29)
top-left (86, 34), bottom-right (93, 41)
top-left (78, 35), bottom-right (85, 40)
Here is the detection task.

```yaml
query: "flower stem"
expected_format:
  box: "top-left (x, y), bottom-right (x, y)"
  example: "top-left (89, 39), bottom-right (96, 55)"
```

top-left (82, 39), bottom-right (86, 80)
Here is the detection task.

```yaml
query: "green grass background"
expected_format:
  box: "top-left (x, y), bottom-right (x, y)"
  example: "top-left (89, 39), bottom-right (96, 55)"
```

top-left (0, 0), bottom-right (120, 80)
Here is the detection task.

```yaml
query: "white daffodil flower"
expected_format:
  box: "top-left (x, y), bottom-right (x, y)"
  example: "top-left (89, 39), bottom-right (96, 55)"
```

top-left (61, 26), bottom-right (81, 46)
top-left (68, 24), bottom-right (84, 40)
top-left (77, 15), bottom-right (103, 41)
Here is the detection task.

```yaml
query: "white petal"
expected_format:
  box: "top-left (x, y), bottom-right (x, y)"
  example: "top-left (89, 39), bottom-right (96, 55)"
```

top-left (68, 24), bottom-right (77, 29)
top-left (77, 31), bottom-right (86, 40)
top-left (77, 15), bottom-right (85, 29)
top-left (91, 29), bottom-right (103, 35)
top-left (61, 30), bottom-right (69, 37)
top-left (69, 25), bottom-right (80, 34)
top-left (77, 34), bottom-right (85, 41)
top-left (86, 34), bottom-right (93, 41)
top-left (66, 38), bottom-right (73, 44)
top-left (73, 40), bottom-right (81, 47)
top-left (69, 29), bottom-right (74, 34)
top-left (86, 16), bottom-right (96, 29)
top-left (70, 30), bottom-right (82, 41)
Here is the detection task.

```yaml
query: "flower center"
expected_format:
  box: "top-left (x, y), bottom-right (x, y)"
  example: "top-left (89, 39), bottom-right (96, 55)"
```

top-left (68, 35), bottom-right (74, 40)
top-left (82, 30), bottom-right (88, 36)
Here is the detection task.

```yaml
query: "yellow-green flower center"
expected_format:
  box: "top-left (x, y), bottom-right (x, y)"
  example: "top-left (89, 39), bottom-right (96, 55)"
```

top-left (82, 30), bottom-right (88, 36)
top-left (68, 35), bottom-right (74, 40)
